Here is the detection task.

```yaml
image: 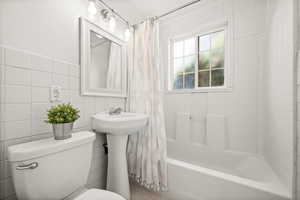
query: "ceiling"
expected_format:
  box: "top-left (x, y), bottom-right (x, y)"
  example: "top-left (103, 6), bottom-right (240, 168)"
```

top-left (104, 0), bottom-right (196, 24)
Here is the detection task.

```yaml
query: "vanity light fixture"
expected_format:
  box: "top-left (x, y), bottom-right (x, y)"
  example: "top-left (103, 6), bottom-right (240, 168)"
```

top-left (100, 8), bottom-right (116, 32)
top-left (109, 14), bottom-right (116, 32)
top-left (100, 9), bottom-right (110, 20)
top-left (88, 0), bottom-right (97, 16)
top-left (91, 1), bottom-right (131, 41)
top-left (124, 24), bottom-right (131, 41)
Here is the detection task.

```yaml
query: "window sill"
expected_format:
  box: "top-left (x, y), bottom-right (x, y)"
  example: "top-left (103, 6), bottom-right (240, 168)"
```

top-left (165, 87), bottom-right (233, 94)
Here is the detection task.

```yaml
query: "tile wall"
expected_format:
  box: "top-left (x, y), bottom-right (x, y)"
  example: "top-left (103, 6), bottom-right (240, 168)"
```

top-left (0, 46), bottom-right (125, 200)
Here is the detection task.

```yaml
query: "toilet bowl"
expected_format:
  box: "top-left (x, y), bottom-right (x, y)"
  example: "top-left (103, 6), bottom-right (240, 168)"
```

top-left (73, 189), bottom-right (125, 200)
top-left (8, 131), bottom-right (125, 200)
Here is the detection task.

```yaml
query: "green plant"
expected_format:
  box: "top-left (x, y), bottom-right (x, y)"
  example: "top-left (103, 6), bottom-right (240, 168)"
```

top-left (46, 103), bottom-right (80, 124)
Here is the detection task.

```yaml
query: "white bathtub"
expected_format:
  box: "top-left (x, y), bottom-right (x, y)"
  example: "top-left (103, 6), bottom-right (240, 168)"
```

top-left (167, 154), bottom-right (291, 200)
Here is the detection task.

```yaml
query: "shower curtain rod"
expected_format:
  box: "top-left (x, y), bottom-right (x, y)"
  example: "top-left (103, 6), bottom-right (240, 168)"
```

top-left (155, 0), bottom-right (202, 20)
top-left (134, 0), bottom-right (202, 26)
top-left (97, 0), bottom-right (202, 27)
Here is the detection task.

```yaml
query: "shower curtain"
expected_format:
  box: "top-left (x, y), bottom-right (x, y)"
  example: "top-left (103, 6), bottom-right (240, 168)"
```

top-left (126, 19), bottom-right (167, 191)
top-left (106, 42), bottom-right (122, 90)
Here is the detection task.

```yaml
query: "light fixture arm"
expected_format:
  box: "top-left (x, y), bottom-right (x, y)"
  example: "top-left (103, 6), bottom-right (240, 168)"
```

top-left (96, 0), bottom-right (131, 27)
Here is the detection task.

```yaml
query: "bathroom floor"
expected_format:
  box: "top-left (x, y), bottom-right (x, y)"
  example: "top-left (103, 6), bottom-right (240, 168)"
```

top-left (130, 181), bottom-right (202, 200)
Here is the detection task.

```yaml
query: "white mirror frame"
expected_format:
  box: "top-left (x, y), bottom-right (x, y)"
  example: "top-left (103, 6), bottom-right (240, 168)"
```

top-left (80, 17), bottom-right (127, 98)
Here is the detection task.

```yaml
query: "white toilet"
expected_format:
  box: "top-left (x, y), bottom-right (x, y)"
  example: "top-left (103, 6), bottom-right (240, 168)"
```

top-left (8, 131), bottom-right (126, 200)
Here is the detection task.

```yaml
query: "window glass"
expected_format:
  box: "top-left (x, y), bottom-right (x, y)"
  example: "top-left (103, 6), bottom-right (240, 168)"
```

top-left (211, 69), bottom-right (224, 86)
top-left (199, 35), bottom-right (210, 51)
top-left (198, 71), bottom-right (210, 87)
top-left (171, 29), bottom-right (226, 90)
top-left (184, 56), bottom-right (195, 73)
top-left (174, 41), bottom-right (184, 58)
top-left (184, 73), bottom-right (195, 88)
top-left (211, 31), bottom-right (224, 49)
top-left (174, 58), bottom-right (184, 74)
top-left (211, 49), bottom-right (224, 68)
top-left (198, 51), bottom-right (210, 70)
top-left (174, 73), bottom-right (184, 89)
top-left (184, 38), bottom-right (195, 56)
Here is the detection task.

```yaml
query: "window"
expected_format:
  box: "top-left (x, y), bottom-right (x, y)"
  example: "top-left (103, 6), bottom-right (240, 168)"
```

top-left (170, 28), bottom-right (227, 91)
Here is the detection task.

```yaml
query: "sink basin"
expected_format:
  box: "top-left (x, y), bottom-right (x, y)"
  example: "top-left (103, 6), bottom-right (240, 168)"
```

top-left (92, 112), bottom-right (148, 135)
top-left (91, 112), bottom-right (148, 199)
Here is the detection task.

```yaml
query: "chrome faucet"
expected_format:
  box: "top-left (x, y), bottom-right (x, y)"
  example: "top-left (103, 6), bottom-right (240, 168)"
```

top-left (108, 107), bottom-right (122, 115)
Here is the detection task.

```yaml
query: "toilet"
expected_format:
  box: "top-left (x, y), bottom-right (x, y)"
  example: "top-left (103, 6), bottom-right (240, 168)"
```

top-left (8, 131), bottom-right (126, 200)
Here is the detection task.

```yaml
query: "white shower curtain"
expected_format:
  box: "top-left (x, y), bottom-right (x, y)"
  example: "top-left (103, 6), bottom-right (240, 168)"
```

top-left (126, 19), bottom-right (167, 191)
top-left (106, 42), bottom-right (122, 90)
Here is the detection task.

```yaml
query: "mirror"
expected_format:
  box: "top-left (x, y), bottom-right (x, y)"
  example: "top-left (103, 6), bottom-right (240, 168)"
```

top-left (80, 17), bottom-right (126, 97)
top-left (89, 31), bottom-right (122, 90)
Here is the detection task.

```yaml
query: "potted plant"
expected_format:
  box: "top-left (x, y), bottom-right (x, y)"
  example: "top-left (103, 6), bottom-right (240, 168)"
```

top-left (46, 103), bottom-right (80, 140)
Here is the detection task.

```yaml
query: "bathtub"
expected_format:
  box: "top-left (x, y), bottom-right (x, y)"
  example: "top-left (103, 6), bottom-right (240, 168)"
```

top-left (166, 153), bottom-right (291, 200)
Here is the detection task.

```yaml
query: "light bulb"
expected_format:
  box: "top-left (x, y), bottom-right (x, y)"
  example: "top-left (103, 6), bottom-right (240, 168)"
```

top-left (109, 16), bottom-right (116, 32)
top-left (124, 28), bottom-right (131, 41)
top-left (88, 0), bottom-right (97, 16)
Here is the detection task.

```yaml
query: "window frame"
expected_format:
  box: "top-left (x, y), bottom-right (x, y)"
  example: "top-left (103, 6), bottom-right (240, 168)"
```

top-left (168, 22), bottom-right (232, 93)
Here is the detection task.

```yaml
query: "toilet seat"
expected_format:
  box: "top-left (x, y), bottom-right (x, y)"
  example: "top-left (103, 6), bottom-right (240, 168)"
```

top-left (74, 189), bottom-right (126, 200)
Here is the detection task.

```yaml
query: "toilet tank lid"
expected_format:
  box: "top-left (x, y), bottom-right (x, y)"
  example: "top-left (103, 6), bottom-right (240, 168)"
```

top-left (8, 131), bottom-right (96, 162)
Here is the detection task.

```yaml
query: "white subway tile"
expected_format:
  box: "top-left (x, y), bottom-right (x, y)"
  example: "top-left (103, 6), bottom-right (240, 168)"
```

top-left (52, 74), bottom-right (69, 90)
top-left (72, 102), bottom-right (84, 113)
top-left (3, 85), bottom-right (31, 103)
top-left (53, 61), bottom-right (69, 75)
top-left (5, 66), bottom-right (31, 86)
top-left (60, 89), bottom-right (70, 103)
top-left (70, 90), bottom-right (84, 103)
top-left (31, 70), bottom-right (52, 87)
top-left (298, 103), bottom-right (300, 121)
top-left (5, 48), bottom-right (30, 68)
top-left (73, 126), bottom-right (89, 133)
top-left (31, 103), bottom-right (51, 120)
top-left (30, 54), bottom-right (53, 72)
top-left (0, 123), bottom-right (4, 141)
top-left (72, 102), bottom-right (87, 129)
top-left (298, 85), bottom-right (300, 101)
top-left (0, 65), bottom-right (4, 85)
top-left (297, 67), bottom-right (300, 85)
top-left (32, 87), bottom-right (50, 103)
top-left (31, 132), bottom-right (53, 141)
top-left (1, 104), bottom-right (31, 122)
top-left (0, 85), bottom-right (4, 103)
top-left (69, 64), bottom-right (80, 77)
top-left (31, 118), bottom-right (52, 135)
top-left (95, 99), bottom-right (109, 112)
top-left (107, 98), bottom-right (125, 109)
top-left (85, 98), bottom-right (96, 117)
top-left (74, 113), bottom-right (88, 129)
top-left (70, 77), bottom-right (80, 91)
top-left (0, 47), bottom-right (4, 65)
top-left (3, 120), bottom-right (31, 140)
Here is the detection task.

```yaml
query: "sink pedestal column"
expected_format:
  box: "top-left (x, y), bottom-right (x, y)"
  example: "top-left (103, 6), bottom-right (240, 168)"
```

top-left (106, 134), bottom-right (130, 200)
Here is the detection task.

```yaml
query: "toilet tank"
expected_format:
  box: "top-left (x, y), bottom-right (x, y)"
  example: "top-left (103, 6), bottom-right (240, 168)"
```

top-left (8, 131), bottom-right (96, 200)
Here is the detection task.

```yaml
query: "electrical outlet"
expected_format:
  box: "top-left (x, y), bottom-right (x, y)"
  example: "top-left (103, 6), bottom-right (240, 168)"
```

top-left (50, 85), bottom-right (62, 102)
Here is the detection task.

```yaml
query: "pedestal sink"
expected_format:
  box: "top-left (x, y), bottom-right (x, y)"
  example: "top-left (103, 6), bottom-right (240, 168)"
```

top-left (92, 112), bottom-right (148, 200)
